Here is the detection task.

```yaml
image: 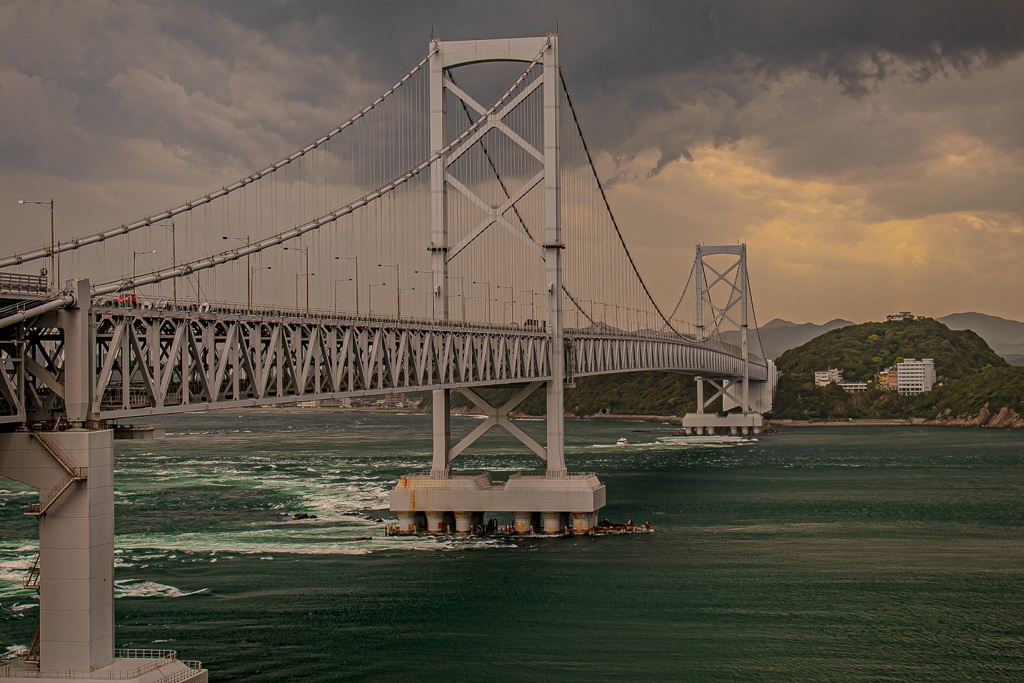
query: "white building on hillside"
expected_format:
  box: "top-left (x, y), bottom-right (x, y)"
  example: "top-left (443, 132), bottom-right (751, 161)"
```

top-left (815, 369), bottom-right (843, 386)
top-left (897, 358), bottom-right (936, 395)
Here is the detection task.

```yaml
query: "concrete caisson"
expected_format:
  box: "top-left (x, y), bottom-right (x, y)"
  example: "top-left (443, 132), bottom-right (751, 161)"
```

top-left (390, 472), bottom-right (606, 535)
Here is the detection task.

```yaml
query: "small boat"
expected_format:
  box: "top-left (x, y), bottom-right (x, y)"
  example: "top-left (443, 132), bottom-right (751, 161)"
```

top-left (616, 437), bottom-right (628, 446)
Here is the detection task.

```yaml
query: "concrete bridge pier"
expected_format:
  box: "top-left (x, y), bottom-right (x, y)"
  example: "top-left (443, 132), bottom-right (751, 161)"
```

top-left (0, 431), bottom-right (207, 682)
top-left (0, 429), bottom-right (114, 672)
top-left (389, 383), bottom-right (607, 536)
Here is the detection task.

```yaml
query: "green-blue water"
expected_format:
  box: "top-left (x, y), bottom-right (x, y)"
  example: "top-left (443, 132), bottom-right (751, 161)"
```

top-left (2, 412), bottom-right (1023, 681)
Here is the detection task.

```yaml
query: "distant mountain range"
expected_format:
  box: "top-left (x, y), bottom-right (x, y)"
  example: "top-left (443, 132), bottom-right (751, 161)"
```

top-left (937, 313), bottom-right (1024, 366)
top-left (756, 312), bottom-right (1024, 366)
top-left (756, 318), bottom-right (854, 360)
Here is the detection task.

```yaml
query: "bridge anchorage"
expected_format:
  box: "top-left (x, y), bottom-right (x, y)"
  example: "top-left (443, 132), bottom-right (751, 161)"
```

top-left (0, 34), bottom-right (772, 679)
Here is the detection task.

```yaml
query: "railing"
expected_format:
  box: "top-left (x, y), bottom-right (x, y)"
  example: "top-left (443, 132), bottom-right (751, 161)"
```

top-left (32, 432), bottom-right (86, 479)
top-left (23, 475), bottom-right (73, 517)
top-left (0, 273), bottom-right (48, 295)
top-left (0, 650), bottom-right (204, 680)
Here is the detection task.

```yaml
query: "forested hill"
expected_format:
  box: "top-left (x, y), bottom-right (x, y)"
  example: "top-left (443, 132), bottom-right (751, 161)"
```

top-left (772, 317), bottom-right (1024, 422)
top-left (775, 318), bottom-right (1004, 384)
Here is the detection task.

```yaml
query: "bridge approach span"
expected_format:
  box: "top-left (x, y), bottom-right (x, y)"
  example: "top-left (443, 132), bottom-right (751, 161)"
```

top-left (4, 299), bottom-right (766, 424)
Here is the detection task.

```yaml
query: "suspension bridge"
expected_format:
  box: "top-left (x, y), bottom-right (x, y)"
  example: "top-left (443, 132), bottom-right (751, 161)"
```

top-left (0, 36), bottom-right (773, 680)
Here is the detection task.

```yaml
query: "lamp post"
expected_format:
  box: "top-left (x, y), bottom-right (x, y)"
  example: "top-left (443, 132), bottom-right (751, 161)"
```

top-left (251, 266), bottom-right (271, 310)
top-left (132, 249), bottom-right (157, 280)
top-left (224, 236), bottom-right (253, 310)
top-left (285, 246), bottom-right (311, 315)
top-left (368, 283), bottom-right (382, 316)
top-left (339, 256), bottom-right (359, 314)
top-left (523, 288), bottom-right (538, 323)
top-left (497, 285), bottom-right (516, 325)
top-left (334, 277), bottom-right (353, 314)
top-left (295, 273), bottom-right (315, 312)
top-left (18, 199), bottom-right (55, 289)
top-left (462, 295), bottom-right (476, 322)
top-left (450, 275), bottom-right (466, 322)
top-left (473, 280), bottom-right (492, 324)
top-left (412, 270), bottom-right (439, 318)
top-left (133, 249), bottom-right (157, 303)
top-left (157, 222), bottom-right (177, 307)
top-left (378, 263), bottom-right (401, 318)
top-left (397, 286), bottom-right (415, 318)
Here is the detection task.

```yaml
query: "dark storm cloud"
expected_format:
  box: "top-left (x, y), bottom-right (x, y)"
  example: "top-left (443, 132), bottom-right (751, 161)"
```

top-left (4, 1), bottom-right (1023, 179)
top-left (153, 0), bottom-right (1019, 181)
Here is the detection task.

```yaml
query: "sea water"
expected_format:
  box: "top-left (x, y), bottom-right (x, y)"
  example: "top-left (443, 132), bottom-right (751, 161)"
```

top-left (1, 411), bottom-right (1022, 681)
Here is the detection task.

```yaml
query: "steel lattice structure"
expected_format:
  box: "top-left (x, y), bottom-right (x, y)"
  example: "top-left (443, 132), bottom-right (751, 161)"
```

top-left (0, 301), bottom-right (765, 425)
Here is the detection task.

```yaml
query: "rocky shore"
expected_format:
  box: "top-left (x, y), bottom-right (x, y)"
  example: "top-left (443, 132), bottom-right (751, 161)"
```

top-left (927, 403), bottom-right (1024, 429)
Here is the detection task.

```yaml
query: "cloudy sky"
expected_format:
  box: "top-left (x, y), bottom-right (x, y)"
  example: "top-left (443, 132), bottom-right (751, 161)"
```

top-left (2, 1), bottom-right (1023, 323)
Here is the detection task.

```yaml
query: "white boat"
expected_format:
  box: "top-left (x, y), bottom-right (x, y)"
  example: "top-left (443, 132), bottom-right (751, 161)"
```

top-left (616, 437), bottom-right (628, 446)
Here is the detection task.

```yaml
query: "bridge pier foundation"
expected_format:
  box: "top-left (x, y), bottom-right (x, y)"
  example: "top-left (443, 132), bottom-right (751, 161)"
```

top-left (0, 430), bottom-right (206, 681)
top-left (680, 412), bottom-right (765, 436)
top-left (0, 430), bottom-right (205, 679)
top-left (0, 429), bottom-right (113, 673)
top-left (389, 472), bottom-right (605, 536)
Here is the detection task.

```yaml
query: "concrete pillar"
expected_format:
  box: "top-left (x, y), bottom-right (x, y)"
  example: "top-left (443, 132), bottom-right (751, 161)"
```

top-left (0, 429), bottom-right (114, 672)
top-left (396, 511), bottom-right (417, 534)
top-left (513, 512), bottom-right (534, 534)
top-left (430, 390), bottom-right (451, 478)
top-left (541, 512), bottom-right (563, 534)
top-left (571, 512), bottom-right (596, 532)
top-left (454, 512), bottom-right (474, 534)
top-left (425, 511), bottom-right (446, 534)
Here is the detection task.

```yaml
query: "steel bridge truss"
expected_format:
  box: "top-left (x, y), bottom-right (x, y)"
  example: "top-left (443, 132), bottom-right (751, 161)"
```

top-left (2, 305), bottom-right (764, 425)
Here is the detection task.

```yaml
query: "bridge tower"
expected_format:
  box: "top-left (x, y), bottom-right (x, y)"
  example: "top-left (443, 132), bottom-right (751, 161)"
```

top-left (390, 35), bottom-right (605, 535)
top-left (682, 245), bottom-right (776, 436)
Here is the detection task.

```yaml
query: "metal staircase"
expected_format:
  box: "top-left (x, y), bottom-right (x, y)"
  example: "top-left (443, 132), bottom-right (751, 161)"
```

top-left (22, 432), bottom-right (87, 517)
top-left (24, 555), bottom-right (41, 665)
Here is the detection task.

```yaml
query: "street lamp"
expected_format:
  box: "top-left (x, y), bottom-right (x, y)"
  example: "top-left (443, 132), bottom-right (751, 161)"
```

top-left (462, 295), bottom-right (476, 322)
top-left (156, 222), bottom-right (177, 307)
top-left (338, 256), bottom-right (359, 314)
top-left (378, 263), bottom-right (401, 318)
top-left (412, 270), bottom-right (438, 318)
top-left (18, 199), bottom-right (55, 289)
top-left (133, 249), bottom-right (157, 303)
top-left (397, 286), bottom-right (416, 318)
top-left (523, 288), bottom-right (538, 322)
top-left (295, 273), bottom-right (315, 312)
top-left (496, 285), bottom-right (516, 325)
top-left (223, 236), bottom-right (253, 310)
top-left (132, 249), bottom-right (157, 280)
top-left (472, 280), bottom-right (492, 324)
top-left (368, 283), bottom-right (382, 316)
top-left (251, 266), bottom-right (271, 309)
top-left (285, 246), bottom-right (311, 315)
top-left (334, 277), bottom-right (353, 314)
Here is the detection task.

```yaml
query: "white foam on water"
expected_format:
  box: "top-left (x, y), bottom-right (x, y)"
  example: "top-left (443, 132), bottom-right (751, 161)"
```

top-left (114, 579), bottom-right (208, 599)
top-left (0, 553), bottom-right (35, 599)
top-left (3, 645), bottom-right (28, 663)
